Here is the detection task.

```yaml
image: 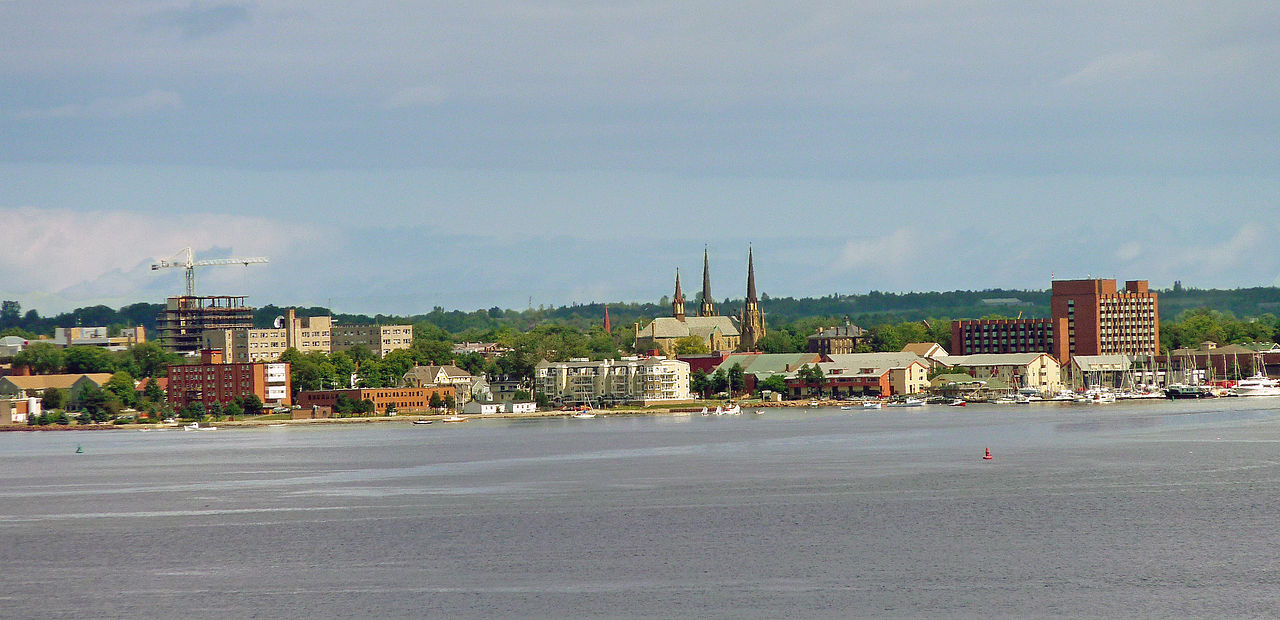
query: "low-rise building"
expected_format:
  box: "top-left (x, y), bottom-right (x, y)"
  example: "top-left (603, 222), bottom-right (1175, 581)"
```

top-left (1068, 354), bottom-right (1133, 389)
top-left (806, 323), bottom-right (867, 355)
top-left (935, 353), bottom-right (1062, 395)
top-left (708, 352), bottom-right (822, 394)
top-left (54, 326), bottom-right (146, 351)
top-left (0, 397), bottom-right (39, 425)
top-left (794, 352), bottom-right (931, 398)
top-left (331, 324), bottom-right (413, 357)
top-left (296, 386), bottom-right (454, 414)
top-left (166, 349), bottom-right (291, 409)
top-left (0, 373), bottom-right (113, 407)
top-left (462, 401), bottom-right (504, 415)
top-left (535, 357), bottom-right (691, 406)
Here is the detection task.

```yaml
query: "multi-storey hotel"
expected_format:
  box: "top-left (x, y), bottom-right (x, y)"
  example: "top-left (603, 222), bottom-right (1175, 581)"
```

top-left (951, 318), bottom-right (1068, 361)
top-left (1051, 279), bottom-right (1159, 362)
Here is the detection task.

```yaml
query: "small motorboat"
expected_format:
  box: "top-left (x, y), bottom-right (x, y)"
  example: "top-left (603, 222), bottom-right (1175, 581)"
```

top-left (862, 402), bottom-right (882, 410)
top-left (183, 422), bottom-right (216, 431)
top-left (948, 399), bottom-right (966, 407)
top-left (413, 419), bottom-right (433, 425)
top-left (442, 415), bottom-right (467, 423)
top-left (572, 412), bottom-right (596, 419)
top-left (886, 398), bottom-right (924, 408)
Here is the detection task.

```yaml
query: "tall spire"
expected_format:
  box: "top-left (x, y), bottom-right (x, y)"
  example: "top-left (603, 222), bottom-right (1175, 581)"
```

top-left (603, 304), bottom-right (611, 332)
top-left (699, 247), bottom-right (716, 317)
top-left (672, 269), bottom-right (686, 321)
top-left (741, 245), bottom-right (765, 351)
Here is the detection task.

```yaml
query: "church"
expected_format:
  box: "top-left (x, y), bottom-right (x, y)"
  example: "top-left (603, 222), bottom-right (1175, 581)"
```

top-left (635, 248), bottom-right (766, 356)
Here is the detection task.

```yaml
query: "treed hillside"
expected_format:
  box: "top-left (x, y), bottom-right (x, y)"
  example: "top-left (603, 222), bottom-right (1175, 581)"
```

top-left (2, 284), bottom-right (1277, 340)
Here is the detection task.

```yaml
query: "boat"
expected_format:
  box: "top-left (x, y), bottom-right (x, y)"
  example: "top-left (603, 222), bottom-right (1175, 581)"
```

top-left (413, 419), bottom-right (433, 425)
top-left (861, 401), bottom-right (882, 410)
top-left (839, 405), bottom-right (855, 410)
top-left (572, 412), bottom-right (596, 419)
top-left (886, 398), bottom-right (924, 408)
top-left (1049, 390), bottom-right (1076, 402)
top-left (948, 399), bottom-right (966, 407)
top-left (721, 404), bottom-right (741, 416)
top-left (1231, 368), bottom-right (1280, 397)
top-left (699, 406), bottom-right (709, 416)
top-left (1016, 388), bottom-right (1044, 402)
top-left (995, 396), bottom-right (1017, 404)
top-left (442, 415), bottom-right (468, 423)
top-left (754, 409), bottom-right (764, 415)
top-left (1165, 384), bottom-right (1212, 399)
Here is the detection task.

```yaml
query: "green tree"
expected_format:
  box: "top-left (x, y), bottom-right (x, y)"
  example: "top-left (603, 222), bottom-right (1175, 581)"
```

top-left (143, 379), bottom-right (166, 409)
top-left (124, 341), bottom-right (180, 378)
top-left (755, 331), bottom-right (800, 354)
top-left (41, 387), bottom-right (65, 411)
top-left (13, 342), bottom-right (65, 374)
top-left (429, 392), bottom-right (444, 408)
top-left (103, 371), bottom-right (137, 408)
top-left (64, 346), bottom-right (116, 374)
top-left (690, 368), bottom-right (710, 399)
top-left (673, 336), bottom-right (710, 355)
top-left (727, 363), bottom-right (745, 395)
top-left (242, 394), bottom-right (264, 417)
top-left (710, 368), bottom-right (729, 395)
top-left (758, 374), bottom-right (788, 395)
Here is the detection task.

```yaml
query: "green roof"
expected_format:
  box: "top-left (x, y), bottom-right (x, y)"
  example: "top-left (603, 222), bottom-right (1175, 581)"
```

top-left (712, 353), bottom-right (819, 376)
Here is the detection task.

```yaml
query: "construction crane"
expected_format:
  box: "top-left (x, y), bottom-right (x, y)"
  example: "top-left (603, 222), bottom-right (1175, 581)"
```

top-left (151, 247), bottom-right (269, 297)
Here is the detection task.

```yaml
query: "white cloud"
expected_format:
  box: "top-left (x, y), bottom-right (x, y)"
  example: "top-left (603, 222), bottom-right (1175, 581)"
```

top-left (1114, 242), bottom-right (1143, 261)
top-left (15, 89), bottom-right (181, 119)
top-left (0, 205), bottom-right (310, 304)
top-left (1056, 50), bottom-right (1162, 87)
top-left (828, 228), bottom-right (947, 280)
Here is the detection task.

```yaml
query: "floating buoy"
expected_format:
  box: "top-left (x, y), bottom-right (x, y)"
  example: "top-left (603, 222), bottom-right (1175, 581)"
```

top-left (75, 445), bottom-right (83, 454)
top-left (982, 447), bottom-right (993, 460)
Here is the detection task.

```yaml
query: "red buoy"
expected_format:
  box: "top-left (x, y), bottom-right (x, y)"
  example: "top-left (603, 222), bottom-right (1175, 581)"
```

top-left (982, 447), bottom-right (993, 460)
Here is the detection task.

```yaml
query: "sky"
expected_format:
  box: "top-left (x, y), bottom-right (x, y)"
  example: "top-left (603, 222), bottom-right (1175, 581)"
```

top-left (2, 1), bottom-right (1278, 316)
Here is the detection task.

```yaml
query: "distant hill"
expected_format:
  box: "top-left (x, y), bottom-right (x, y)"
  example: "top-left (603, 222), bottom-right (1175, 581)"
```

top-left (3, 285), bottom-right (1277, 339)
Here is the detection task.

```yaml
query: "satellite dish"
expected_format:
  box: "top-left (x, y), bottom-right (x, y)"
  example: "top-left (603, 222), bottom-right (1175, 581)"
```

top-left (273, 315), bottom-right (285, 329)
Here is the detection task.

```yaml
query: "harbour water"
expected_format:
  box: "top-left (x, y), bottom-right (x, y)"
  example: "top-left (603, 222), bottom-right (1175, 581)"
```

top-left (4, 399), bottom-right (1280, 618)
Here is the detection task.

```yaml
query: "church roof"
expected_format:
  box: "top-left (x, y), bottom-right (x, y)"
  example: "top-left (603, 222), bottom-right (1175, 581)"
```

top-left (638, 316), bottom-right (740, 340)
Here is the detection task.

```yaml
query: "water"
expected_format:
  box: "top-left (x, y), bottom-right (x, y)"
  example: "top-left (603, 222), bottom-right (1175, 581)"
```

top-left (4, 399), bottom-right (1280, 618)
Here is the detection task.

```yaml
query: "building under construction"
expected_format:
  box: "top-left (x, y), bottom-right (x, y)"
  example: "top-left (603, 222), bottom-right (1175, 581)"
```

top-left (156, 296), bottom-right (254, 354)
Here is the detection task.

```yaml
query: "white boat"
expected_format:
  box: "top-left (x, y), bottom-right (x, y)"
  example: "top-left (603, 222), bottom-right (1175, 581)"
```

top-left (442, 415), bottom-right (467, 423)
top-left (184, 422), bottom-right (216, 431)
top-left (1232, 374), bottom-right (1280, 397)
top-left (886, 398), bottom-right (924, 408)
top-left (1016, 388), bottom-right (1044, 402)
top-left (839, 405), bottom-right (855, 410)
top-left (572, 412), bottom-right (596, 419)
top-left (722, 404), bottom-right (741, 415)
top-left (699, 407), bottom-right (709, 416)
top-left (1049, 390), bottom-right (1076, 401)
top-left (948, 399), bottom-right (966, 407)
top-left (995, 396), bottom-right (1017, 404)
top-left (862, 401), bottom-right (882, 410)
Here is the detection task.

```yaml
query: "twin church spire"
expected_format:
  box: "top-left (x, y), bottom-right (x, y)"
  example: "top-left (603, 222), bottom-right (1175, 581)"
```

top-left (669, 247), bottom-right (765, 351)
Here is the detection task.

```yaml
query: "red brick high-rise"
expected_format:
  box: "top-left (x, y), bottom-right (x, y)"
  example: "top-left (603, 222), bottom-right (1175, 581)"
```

top-left (1050, 279), bottom-right (1159, 363)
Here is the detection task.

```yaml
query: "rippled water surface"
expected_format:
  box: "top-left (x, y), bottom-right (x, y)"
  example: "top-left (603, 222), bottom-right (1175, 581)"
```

top-left (4, 399), bottom-right (1280, 618)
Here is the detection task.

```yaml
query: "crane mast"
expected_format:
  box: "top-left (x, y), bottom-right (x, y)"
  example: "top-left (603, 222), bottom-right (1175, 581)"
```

top-left (151, 247), bottom-right (269, 297)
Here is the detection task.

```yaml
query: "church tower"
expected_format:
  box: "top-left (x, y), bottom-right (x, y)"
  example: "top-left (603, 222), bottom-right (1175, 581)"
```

top-left (740, 246), bottom-right (765, 350)
top-left (698, 248), bottom-right (716, 317)
top-left (672, 269), bottom-right (686, 321)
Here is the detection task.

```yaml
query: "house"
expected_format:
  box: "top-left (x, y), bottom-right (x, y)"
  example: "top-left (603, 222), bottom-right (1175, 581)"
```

top-left (794, 353), bottom-right (931, 398)
top-left (806, 323), bottom-right (867, 355)
top-left (505, 401), bottom-right (536, 413)
top-left (0, 373), bottom-right (113, 407)
top-left (0, 397), bottom-right (38, 425)
top-left (708, 352), bottom-right (822, 394)
top-left (462, 401), bottom-right (504, 415)
top-left (902, 342), bottom-right (948, 360)
top-left (934, 353), bottom-right (1062, 395)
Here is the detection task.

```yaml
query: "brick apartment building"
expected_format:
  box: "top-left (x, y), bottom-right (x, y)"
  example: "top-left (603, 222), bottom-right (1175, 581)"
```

top-left (951, 318), bottom-right (1068, 361)
top-left (167, 349), bottom-right (291, 409)
top-left (1051, 279), bottom-right (1159, 362)
top-left (296, 386), bottom-right (455, 414)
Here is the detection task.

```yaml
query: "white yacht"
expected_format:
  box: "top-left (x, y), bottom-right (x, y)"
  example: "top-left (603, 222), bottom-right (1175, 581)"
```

top-left (1232, 374), bottom-right (1280, 397)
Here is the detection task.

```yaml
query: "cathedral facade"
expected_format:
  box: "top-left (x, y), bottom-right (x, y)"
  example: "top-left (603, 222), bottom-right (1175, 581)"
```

top-left (635, 248), bottom-right (765, 356)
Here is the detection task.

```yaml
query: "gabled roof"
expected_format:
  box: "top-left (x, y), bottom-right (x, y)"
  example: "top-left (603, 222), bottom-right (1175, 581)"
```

top-left (638, 316), bottom-right (740, 340)
top-left (0, 373), bottom-right (112, 393)
top-left (902, 342), bottom-right (948, 358)
top-left (711, 353), bottom-right (819, 376)
top-left (936, 353), bottom-right (1056, 367)
top-left (822, 352), bottom-right (926, 371)
top-left (808, 324), bottom-right (866, 339)
top-left (1071, 355), bottom-right (1132, 372)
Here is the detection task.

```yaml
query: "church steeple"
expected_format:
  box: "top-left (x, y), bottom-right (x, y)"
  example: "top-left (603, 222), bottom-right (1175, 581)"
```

top-left (698, 248), bottom-right (716, 317)
top-left (672, 269), bottom-right (686, 321)
top-left (741, 246), bottom-right (765, 351)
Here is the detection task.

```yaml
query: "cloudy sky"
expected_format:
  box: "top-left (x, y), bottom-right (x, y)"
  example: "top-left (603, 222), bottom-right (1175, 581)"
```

top-left (2, 2), bottom-right (1278, 316)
